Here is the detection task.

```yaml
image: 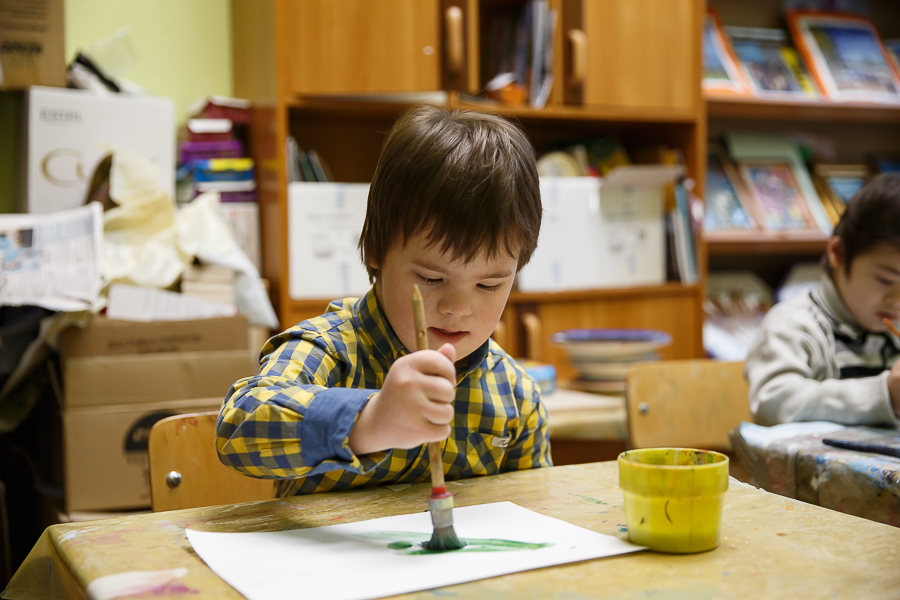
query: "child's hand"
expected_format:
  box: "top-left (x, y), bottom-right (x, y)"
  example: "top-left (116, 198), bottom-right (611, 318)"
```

top-left (890, 361), bottom-right (900, 419)
top-left (349, 343), bottom-right (457, 455)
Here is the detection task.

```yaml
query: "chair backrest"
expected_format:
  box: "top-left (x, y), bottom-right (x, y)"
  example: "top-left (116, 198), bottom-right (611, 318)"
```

top-left (625, 360), bottom-right (751, 450)
top-left (148, 411), bottom-right (273, 512)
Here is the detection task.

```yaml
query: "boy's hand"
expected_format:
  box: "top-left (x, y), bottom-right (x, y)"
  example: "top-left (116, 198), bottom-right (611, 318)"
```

top-left (889, 361), bottom-right (900, 419)
top-left (349, 343), bottom-right (457, 455)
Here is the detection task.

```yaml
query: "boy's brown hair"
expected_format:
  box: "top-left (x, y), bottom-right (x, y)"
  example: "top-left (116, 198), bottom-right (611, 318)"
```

top-left (359, 105), bottom-right (542, 282)
top-left (828, 173), bottom-right (900, 274)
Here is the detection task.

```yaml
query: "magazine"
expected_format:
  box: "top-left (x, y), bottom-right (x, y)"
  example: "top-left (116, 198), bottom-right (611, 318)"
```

top-left (738, 161), bottom-right (817, 231)
top-left (702, 10), bottom-right (749, 94)
top-left (788, 11), bottom-right (900, 103)
top-left (0, 202), bottom-right (103, 312)
top-left (704, 148), bottom-right (756, 230)
top-left (727, 26), bottom-right (818, 98)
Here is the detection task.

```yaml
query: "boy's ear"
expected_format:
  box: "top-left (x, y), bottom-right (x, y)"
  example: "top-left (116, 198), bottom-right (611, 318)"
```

top-left (826, 236), bottom-right (844, 273)
top-left (366, 256), bottom-right (379, 271)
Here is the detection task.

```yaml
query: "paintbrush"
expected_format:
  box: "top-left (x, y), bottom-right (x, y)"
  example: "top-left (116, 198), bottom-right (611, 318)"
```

top-left (884, 318), bottom-right (900, 338)
top-left (412, 284), bottom-right (466, 551)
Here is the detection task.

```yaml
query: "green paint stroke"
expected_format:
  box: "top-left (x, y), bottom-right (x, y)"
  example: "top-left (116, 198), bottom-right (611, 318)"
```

top-left (357, 531), bottom-right (553, 555)
top-left (569, 494), bottom-right (608, 505)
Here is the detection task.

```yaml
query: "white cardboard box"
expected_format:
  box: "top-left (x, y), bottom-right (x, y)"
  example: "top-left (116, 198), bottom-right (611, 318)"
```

top-left (23, 86), bottom-right (175, 214)
top-left (288, 182), bottom-right (371, 300)
top-left (518, 166), bottom-right (682, 293)
top-left (219, 201), bottom-right (262, 271)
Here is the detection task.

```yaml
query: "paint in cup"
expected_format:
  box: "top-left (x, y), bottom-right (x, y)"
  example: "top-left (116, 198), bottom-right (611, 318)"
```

top-left (618, 448), bottom-right (728, 553)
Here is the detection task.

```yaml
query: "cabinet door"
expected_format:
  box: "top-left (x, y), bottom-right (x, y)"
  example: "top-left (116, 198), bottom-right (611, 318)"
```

top-left (283, 0), bottom-right (442, 96)
top-left (576, 0), bottom-right (699, 113)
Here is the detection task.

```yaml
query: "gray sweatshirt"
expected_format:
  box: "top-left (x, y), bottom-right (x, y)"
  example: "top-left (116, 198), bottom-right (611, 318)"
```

top-left (745, 275), bottom-right (900, 427)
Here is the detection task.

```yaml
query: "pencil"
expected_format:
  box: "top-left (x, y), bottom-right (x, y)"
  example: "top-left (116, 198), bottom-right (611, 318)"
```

top-left (884, 318), bottom-right (900, 338)
top-left (412, 285), bottom-right (466, 551)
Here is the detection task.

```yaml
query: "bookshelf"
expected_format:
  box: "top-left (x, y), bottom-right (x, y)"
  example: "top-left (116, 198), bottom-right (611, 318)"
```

top-left (233, 0), bottom-right (708, 368)
top-left (705, 0), bottom-right (900, 290)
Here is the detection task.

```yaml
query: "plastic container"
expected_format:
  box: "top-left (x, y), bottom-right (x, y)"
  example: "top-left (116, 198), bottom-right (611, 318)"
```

top-left (618, 448), bottom-right (728, 553)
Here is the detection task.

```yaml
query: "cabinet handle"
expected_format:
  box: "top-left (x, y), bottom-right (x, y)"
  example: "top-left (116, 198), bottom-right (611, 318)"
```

top-left (446, 6), bottom-right (464, 75)
top-left (568, 28), bottom-right (587, 88)
top-left (522, 313), bottom-right (543, 362)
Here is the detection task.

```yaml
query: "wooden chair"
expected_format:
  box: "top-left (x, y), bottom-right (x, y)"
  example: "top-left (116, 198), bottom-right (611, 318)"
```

top-left (625, 360), bottom-right (751, 451)
top-left (148, 411), bottom-right (273, 512)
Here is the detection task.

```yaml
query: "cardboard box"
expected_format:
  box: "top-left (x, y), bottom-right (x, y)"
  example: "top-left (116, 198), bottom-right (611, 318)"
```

top-left (288, 182), bottom-right (371, 300)
top-left (0, 0), bottom-right (66, 90)
top-left (64, 397), bottom-right (224, 511)
top-left (60, 315), bottom-right (260, 510)
top-left (518, 167), bottom-right (681, 293)
top-left (22, 86), bottom-right (175, 213)
top-left (60, 314), bottom-right (248, 359)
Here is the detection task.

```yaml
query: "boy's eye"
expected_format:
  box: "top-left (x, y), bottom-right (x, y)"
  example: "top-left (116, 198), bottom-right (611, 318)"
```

top-left (416, 274), bottom-right (442, 285)
top-left (478, 283), bottom-right (502, 292)
top-left (877, 277), bottom-right (894, 286)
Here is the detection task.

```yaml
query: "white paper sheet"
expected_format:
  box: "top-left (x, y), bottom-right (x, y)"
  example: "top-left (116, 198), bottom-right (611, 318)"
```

top-left (106, 284), bottom-right (236, 321)
top-left (186, 501), bottom-right (643, 600)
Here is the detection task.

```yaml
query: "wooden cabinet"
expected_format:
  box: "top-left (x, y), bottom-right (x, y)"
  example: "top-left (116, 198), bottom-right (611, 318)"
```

top-left (282, 0), bottom-right (442, 96)
top-left (233, 0), bottom-right (708, 373)
top-left (575, 0), bottom-right (700, 116)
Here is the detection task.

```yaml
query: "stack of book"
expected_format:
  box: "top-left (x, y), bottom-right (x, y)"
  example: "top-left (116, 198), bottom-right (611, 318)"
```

top-left (175, 97), bottom-right (261, 271)
top-left (180, 264), bottom-right (236, 306)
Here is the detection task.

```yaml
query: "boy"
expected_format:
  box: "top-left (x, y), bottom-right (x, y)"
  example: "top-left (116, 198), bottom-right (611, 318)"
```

top-left (216, 105), bottom-right (551, 496)
top-left (746, 173), bottom-right (900, 427)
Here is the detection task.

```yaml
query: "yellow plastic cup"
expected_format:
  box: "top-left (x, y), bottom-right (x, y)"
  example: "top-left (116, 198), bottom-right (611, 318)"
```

top-left (618, 448), bottom-right (729, 553)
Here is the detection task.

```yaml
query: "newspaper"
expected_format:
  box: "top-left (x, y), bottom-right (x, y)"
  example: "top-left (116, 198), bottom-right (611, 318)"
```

top-left (0, 202), bottom-right (103, 312)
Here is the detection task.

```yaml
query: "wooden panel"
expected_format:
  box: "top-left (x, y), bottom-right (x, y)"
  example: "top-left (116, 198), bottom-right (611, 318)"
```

top-left (583, 0), bottom-right (697, 113)
top-left (148, 413), bottom-right (273, 512)
top-left (283, 0), bottom-right (441, 96)
top-left (705, 230), bottom-right (829, 256)
top-left (232, 0), bottom-right (277, 103)
top-left (532, 292), bottom-right (702, 381)
top-left (707, 95), bottom-right (900, 124)
top-left (625, 360), bottom-right (751, 450)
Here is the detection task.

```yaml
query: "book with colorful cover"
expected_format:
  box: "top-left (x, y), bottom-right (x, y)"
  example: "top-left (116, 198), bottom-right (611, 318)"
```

top-left (727, 26), bottom-right (818, 99)
top-left (787, 10), bottom-right (900, 104)
top-left (738, 160), bottom-right (817, 231)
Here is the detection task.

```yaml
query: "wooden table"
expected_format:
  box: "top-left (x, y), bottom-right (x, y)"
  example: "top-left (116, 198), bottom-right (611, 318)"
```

top-left (7, 461), bottom-right (900, 599)
top-left (730, 422), bottom-right (900, 527)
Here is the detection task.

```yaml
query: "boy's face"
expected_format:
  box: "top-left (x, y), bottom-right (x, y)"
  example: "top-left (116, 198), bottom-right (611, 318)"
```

top-left (371, 231), bottom-right (519, 361)
top-left (828, 238), bottom-right (900, 332)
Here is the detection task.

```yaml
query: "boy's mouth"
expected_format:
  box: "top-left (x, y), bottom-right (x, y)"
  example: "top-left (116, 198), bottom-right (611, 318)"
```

top-left (877, 311), bottom-right (899, 322)
top-left (429, 327), bottom-right (468, 344)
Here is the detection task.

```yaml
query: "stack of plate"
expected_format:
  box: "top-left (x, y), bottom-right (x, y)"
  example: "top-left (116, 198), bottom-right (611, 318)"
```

top-left (550, 329), bottom-right (672, 395)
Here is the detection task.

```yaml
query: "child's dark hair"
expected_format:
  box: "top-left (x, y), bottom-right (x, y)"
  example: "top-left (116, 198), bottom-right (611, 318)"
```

top-left (829, 173), bottom-right (900, 274)
top-left (359, 105), bottom-right (542, 282)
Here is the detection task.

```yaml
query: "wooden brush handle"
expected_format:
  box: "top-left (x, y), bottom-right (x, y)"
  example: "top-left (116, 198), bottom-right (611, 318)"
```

top-left (413, 285), bottom-right (446, 487)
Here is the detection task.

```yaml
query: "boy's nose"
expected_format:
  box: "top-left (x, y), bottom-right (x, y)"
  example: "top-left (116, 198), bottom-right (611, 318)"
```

top-left (438, 291), bottom-right (472, 318)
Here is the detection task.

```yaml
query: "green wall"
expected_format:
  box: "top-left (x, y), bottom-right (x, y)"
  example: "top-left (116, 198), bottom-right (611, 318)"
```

top-left (65, 0), bottom-right (234, 124)
top-left (0, 92), bottom-right (21, 213)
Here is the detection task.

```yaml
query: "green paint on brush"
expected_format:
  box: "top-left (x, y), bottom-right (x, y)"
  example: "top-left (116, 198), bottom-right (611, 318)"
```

top-left (569, 493), bottom-right (608, 505)
top-left (357, 531), bottom-right (553, 554)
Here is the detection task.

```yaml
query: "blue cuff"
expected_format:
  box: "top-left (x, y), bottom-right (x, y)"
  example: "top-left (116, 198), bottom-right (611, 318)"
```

top-left (300, 387), bottom-right (373, 467)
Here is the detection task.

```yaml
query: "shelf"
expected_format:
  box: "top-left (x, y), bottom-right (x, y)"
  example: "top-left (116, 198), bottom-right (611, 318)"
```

top-left (509, 283), bottom-right (700, 304)
top-left (287, 94), bottom-right (698, 125)
top-left (704, 230), bottom-right (829, 256)
top-left (705, 93), bottom-right (900, 124)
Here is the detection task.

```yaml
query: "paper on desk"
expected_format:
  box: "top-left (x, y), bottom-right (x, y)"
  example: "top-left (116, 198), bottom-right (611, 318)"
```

top-left (737, 421), bottom-right (846, 448)
top-left (186, 501), bottom-right (643, 600)
top-left (106, 284), bottom-right (236, 321)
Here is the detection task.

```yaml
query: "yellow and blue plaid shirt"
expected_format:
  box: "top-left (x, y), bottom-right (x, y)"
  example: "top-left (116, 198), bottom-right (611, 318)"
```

top-left (216, 287), bottom-right (551, 496)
